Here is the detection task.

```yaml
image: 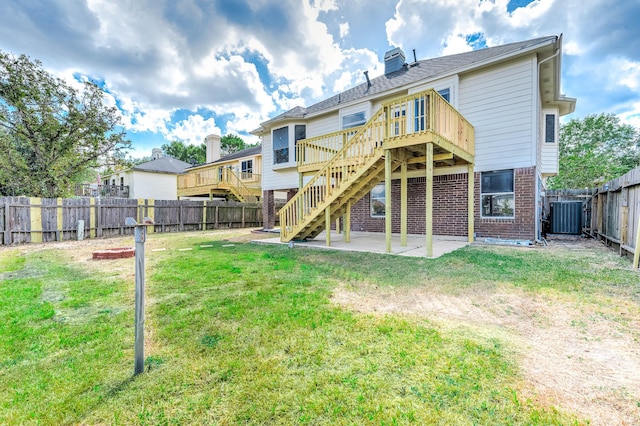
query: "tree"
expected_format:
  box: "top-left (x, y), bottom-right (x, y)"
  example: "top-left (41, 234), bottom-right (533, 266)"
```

top-left (0, 51), bottom-right (130, 197)
top-left (221, 134), bottom-right (250, 156)
top-left (161, 140), bottom-right (206, 165)
top-left (548, 113), bottom-right (640, 189)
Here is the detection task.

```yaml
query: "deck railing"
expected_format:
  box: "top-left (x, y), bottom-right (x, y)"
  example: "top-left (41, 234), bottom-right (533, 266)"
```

top-left (178, 166), bottom-right (261, 201)
top-left (279, 88), bottom-right (474, 241)
top-left (75, 184), bottom-right (130, 198)
top-left (296, 127), bottom-right (362, 172)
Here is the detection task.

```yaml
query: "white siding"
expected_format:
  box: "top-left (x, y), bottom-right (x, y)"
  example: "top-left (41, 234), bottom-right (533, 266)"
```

top-left (459, 56), bottom-right (537, 172)
top-left (540, 109), bottom-right (559, 175)
top-left (307, 114), bottom-right (338, 138)
top-left (130, 171), bottom-right (178, 200)
top-left (262, 131), bottom-right (299, 191)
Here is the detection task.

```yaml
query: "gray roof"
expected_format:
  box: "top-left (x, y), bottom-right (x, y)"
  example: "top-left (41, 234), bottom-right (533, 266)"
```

top-left (133, 156), bottom-right (192, 174)
top-left (184, 145), bottom-right (262, 171)
top-left (257, 35), bottom-right (557, 129)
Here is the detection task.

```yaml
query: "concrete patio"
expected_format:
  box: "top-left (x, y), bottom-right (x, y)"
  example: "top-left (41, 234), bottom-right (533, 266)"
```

top-left (254, 230), bottom-right (470, 258)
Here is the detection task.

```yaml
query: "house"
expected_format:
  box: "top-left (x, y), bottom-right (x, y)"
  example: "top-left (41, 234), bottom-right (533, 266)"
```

top-left (102, 149), bottom-right (192, 200)
top-left (177, 134), bottom-right (262, 202)
top-left (251, 35), bottom-right (576, 255)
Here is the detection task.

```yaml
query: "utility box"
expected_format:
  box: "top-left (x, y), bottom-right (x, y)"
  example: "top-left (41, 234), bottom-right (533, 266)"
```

top-left (550, 201), bottom-right (583, 234)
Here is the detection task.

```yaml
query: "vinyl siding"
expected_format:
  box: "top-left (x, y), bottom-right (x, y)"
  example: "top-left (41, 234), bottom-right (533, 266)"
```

top-left (262, 132), bottom-right (299, 191)
top-left (459, 56), bottom-right (537, 172)
top-left (307, 113), bottom-right (338, 138)
top-left (130, 171), bottom-right (178, 200)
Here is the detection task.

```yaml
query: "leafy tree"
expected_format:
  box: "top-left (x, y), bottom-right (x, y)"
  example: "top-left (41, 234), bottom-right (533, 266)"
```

top-left (161, 135), bottom-right (254, 165)
top-left (0, 51), bottom-right (130, 197)
top-left (548, 113), bottom-right (640, 189)
top-left (161, 140), bottom-right (206, 165)
top-left (221, 134), bottom-right (249, 156)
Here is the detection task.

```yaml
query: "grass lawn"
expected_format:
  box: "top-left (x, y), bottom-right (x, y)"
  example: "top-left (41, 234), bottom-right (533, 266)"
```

top-left (1, 231), bottom-right (637, 425)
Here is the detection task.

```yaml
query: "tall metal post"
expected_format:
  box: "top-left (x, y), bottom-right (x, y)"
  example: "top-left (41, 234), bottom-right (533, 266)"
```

top-left (126, 216), bottom-right (154, 375)
top-left (134, 223), bottom-right (145, 375)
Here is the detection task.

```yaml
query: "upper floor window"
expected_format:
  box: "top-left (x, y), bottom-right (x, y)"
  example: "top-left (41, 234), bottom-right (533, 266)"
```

top-left (241, 159), bottom-right (253, 177)
top-left (273, 126), bottom-right (289, 164)
top-left (481, 170), bottom-right (514, 218)
top-left (438, 88), bottom-right (450, 102)
top-left (545, 113), bottom-right (556, 143)
top-left (342, 111), bottom-right (366, 129)
top-left (294, 125), bottom-right (306, 161)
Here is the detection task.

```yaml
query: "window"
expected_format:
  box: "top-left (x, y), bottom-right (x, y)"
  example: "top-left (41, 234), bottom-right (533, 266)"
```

top-left (481, 170), bottom-right (514, 218)
top-left (438, 88), bottom-right (450, 102)
top-left (273, 126), bottom-right (289, 164)
top-left (545, 113), bottom-right (556, 143)
top-left (241, 159), bottom-right (253, 178)
top-left (120, 177), bottom-right (124, 188)
top-left (294, 125), bottom-right (306, 161)
top-left (342, 111), bottom-right (366, 129)
top-left (370, 184), bottom-right (386, 217)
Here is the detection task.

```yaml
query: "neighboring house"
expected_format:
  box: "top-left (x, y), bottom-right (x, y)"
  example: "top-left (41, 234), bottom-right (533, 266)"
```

top-left (251, 35), bottom-right (576, 254)
top-left (102, 149), bottom-right (192, 200)
top-left (177, 134), bottom-right (262, 202)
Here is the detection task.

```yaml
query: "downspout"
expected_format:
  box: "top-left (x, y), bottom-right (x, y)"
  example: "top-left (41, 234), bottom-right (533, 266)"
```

top-left (535, 37), bottom-right (561, 244)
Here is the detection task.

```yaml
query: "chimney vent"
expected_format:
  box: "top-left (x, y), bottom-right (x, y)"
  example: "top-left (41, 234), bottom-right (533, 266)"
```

top-left (152, 148), bottom-right (162, 160)
top-left (384, 47), bottom-right (406, 75)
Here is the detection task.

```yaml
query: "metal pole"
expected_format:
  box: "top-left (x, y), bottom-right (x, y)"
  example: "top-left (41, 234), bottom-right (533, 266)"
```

top-left (134, 224), bottom-right (146, 375)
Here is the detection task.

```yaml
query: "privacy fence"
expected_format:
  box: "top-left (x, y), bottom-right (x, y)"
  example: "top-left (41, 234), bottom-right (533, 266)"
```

top-left (546, 166), bottom-right (640, 265)
top-left (586, 167), bottom-right (640, 262)
top-left (0, 197), bottom-right (263, 245)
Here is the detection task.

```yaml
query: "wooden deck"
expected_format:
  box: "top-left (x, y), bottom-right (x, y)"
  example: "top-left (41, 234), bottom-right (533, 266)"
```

top-left (279, 89), bottom-right (475, 256)
top-left (177, 168), bottom-right (261, 202)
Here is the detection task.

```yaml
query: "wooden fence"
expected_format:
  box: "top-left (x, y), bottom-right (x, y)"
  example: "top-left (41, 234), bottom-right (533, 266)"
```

top-left (583, 167), bottom-right (640, 262)
top-left (0, 197), bottom-right (263, 245)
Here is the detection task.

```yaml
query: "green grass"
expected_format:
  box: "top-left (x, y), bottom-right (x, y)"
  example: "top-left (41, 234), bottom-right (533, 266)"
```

top-left (2, 235), bottom-right (636, 424)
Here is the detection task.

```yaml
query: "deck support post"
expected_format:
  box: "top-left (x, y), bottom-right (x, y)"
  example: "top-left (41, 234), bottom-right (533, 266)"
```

top-left (467, 163), bottom-right (475, 243)
top-left (345, 200), bottom-right (351, 243)
top-left (385, 149), bottom-right (392, 253)
top-left (325, 206), bottom-right (331, 247)
top-left (401, 155), bottom-right (408, 246)
top-left (426, 143), bottom-right (433, 257)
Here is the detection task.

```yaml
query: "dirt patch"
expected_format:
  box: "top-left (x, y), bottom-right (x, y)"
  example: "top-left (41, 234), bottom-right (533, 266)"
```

top-left (331, 240), bottom-right (640, 425)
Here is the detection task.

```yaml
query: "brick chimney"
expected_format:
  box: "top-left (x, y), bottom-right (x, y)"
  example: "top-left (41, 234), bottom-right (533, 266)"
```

top-left (205, 134), bottom-right (221, 163)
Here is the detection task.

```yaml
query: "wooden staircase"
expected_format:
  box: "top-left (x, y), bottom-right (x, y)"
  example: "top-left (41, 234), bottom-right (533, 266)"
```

top-left (279, 89), bottom-right (475, 242)
top-left (226, 170), bottom-right (260, 203)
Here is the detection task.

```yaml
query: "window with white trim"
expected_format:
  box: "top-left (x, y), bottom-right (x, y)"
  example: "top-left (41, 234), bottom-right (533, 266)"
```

top-left (370, 184), bottom-right (385, 217)
top-left (438, 88), bottom-right (450, 102)
top-left (241, 159), bottom-right (253, 179)
top-left (273, 126), bottom-right (289, 164)
top-left (481, 170), bottom-right (514, 218)
top-left (545, 113), bottom-right (557, 143)
top-left (342, 111), bottom-right (366, 129)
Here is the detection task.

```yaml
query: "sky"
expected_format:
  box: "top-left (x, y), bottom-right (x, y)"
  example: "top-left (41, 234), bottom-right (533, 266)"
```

top-left (1, 0), bottom-right (639, 159)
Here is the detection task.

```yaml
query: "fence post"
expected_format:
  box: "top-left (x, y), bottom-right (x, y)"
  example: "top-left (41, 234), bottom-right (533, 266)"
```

top-left (202, 201), bottom-right (207, 231)
top-left (4, 199), bottom-right (11, 245)
top-left (92, 197), bottom-right (100, 238)
top-left (57, 198), bottom-right (64, 241)
top-left (30, 197), bottom-right (42, 243)
top-left (634, 213), bottom-right (640, 269)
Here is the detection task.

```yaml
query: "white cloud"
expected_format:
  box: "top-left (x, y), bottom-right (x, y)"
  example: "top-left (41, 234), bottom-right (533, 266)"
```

top-left (167, 115), bottom-right (220, 146)
top-left (339, 22), bottom-right (350, 39)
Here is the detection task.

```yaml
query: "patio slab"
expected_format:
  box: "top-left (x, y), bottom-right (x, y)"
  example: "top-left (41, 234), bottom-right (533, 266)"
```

top-left (253, 230), bottom-right (470, 258)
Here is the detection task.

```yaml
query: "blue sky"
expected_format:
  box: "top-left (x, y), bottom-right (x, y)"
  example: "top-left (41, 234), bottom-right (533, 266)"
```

top-left (1, 0), bottom-right (639, 158)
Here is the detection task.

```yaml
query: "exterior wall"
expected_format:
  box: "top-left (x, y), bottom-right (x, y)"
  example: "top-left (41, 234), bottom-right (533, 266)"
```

top-left (459, 56), bottom-right (537, 172)
top-left (540, 108), bottom-right (559, 176)
top-left (130, 171), bottom-right (178, 200)
top-left (307, 113), bottom-right (338, 138)
top-left (262, 127), bottom-right (300, 192)
top-left (349, 173), bottom-right (470, 237)
top-left (346, 167), bottom-right (537, 240)
top-left (474, 166), bottom-right (537, 240)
